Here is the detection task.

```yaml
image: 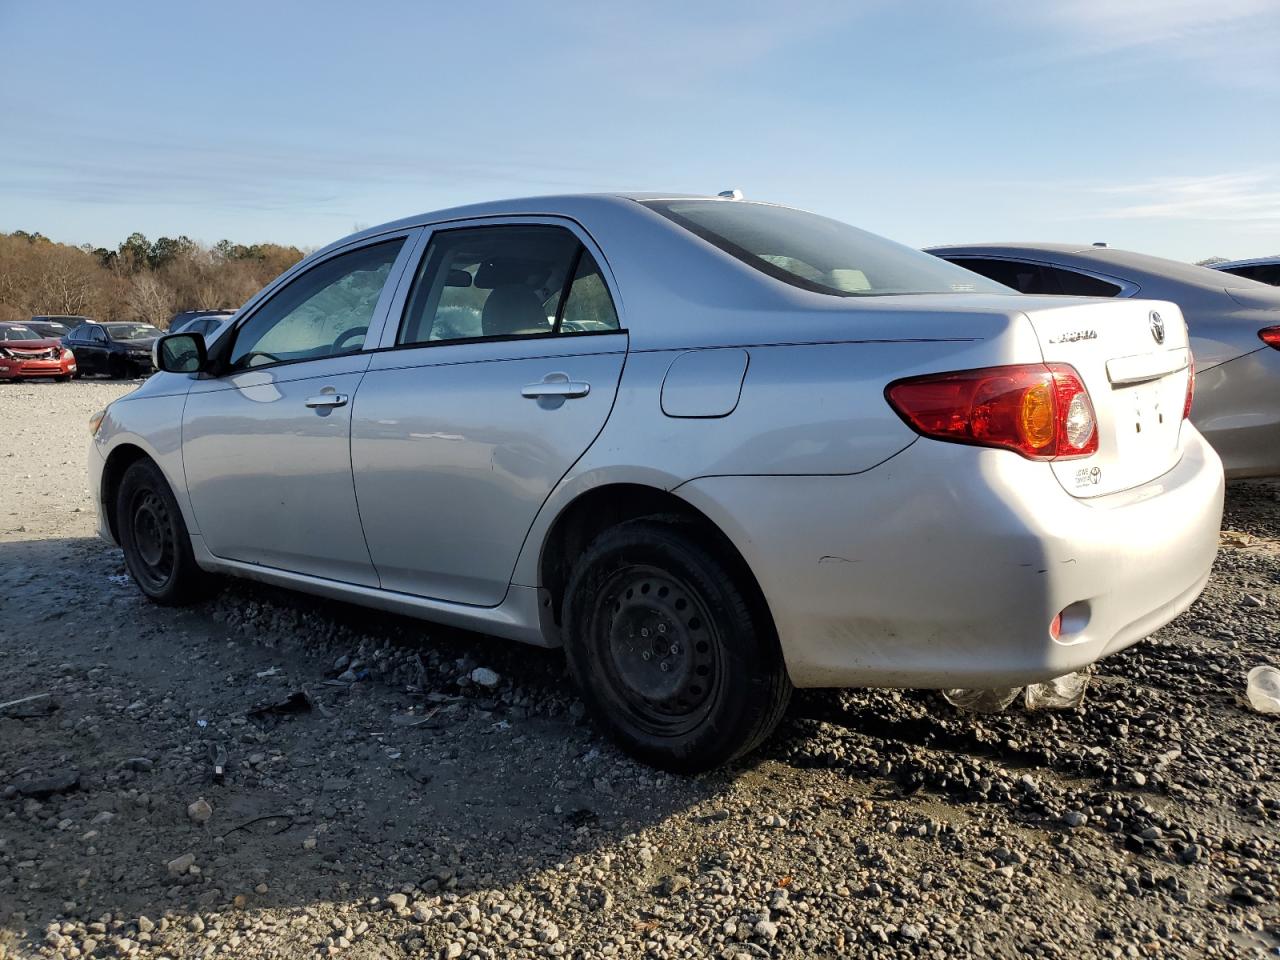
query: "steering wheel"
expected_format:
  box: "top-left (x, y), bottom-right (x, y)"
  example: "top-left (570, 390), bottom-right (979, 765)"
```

top-left (332, 327), bottom-right (368, 352)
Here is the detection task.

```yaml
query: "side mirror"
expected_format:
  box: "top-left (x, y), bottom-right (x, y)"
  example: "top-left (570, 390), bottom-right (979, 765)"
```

top-left (154, 332), bottom-right (207, 374)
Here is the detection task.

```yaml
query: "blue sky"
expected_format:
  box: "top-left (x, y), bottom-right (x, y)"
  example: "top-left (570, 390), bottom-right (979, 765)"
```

top-left (2, 0), bottom-right (1277, 261)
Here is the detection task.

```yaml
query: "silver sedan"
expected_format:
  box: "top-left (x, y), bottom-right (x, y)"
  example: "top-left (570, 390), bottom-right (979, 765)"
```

top-left (88, 195), bottom-right (1223, 771)
top-left (928, 243), bottom-right (1280, 478)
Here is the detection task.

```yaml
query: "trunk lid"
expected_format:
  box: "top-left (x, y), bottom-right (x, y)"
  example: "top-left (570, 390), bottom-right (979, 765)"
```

top-left (1020, 298), bottom-right (1191, 498)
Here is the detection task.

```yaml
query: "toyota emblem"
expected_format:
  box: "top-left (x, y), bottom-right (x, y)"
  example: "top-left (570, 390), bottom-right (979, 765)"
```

top-left (1149, 310), bottom-right (1166, 345)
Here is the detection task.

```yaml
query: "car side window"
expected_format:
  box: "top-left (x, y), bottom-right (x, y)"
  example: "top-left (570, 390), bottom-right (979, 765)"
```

top-left (946, 258), bottom-right (1054, 294)
top-left (558, 250), bottom-right (621, 333)
top-left (1041, 265), bottom-right (1122, 297)
top-left (1229, 264), bottom-right (1280, 286)
top-left (90, 327), bottom-right (107, 344)
top-left (229, 239), bottom-right (404, 370)
top-left (398, 225), bottom-right (618, 345)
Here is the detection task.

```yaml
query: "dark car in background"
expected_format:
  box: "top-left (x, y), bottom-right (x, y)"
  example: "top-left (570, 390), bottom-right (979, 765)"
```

top-left (0, 321), bottom-right (78, 381)
top-left (63, 321), bottom-right (164, 379)
top-left (168, 309), bottom-right (235, 341)
top-left (24, 318), bottom-right (77, 339)
top-left (1212, 256), bottom-right (1280, 287)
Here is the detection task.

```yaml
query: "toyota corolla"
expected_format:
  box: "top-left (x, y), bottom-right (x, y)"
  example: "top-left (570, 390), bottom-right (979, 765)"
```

top-left (87, 194), bottom-right (1224, 771)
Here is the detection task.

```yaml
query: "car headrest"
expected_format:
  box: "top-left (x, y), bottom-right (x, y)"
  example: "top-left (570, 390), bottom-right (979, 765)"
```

top-left (481, 285), bottom-right (548, 338)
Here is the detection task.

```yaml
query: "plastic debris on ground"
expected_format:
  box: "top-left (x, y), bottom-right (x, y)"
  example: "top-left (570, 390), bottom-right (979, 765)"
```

top-left (1246, 665), bottom-right (1280, 714)
top-left (1024, 667), bottom-right (1092, 711)
top-left (940, 687), bottom-right (1022, 714)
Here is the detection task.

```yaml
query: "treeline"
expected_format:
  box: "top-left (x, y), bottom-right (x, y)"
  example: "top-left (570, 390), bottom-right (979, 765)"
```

top-left (0, 230), bottom-right (306, 327)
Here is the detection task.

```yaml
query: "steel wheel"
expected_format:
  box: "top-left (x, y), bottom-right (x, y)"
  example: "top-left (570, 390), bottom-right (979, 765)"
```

top-left (590, 564), bottom-right (724, 737)
top-left (128, 488), bottom-right (177, 591)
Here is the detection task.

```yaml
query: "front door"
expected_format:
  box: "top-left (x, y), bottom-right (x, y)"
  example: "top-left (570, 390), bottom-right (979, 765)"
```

top-left (351, 222), bottom-right (627, 605)
top-left (181, 236), bottom-right (412, 585)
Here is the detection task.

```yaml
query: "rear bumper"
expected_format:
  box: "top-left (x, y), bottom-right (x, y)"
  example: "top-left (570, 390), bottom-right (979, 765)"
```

top-left (678, 428), bottom-right (1224, 688)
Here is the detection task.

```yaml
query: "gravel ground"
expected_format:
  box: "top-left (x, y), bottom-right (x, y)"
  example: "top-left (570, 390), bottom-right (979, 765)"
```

top-left (1, 379), bottom-right (1277, 960)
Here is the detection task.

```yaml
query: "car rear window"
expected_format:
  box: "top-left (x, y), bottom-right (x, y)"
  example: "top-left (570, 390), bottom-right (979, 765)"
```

top-left (641, 199), bottom-right (1010, 297)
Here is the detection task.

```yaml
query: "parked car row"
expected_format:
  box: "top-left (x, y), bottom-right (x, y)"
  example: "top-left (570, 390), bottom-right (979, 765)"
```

top-left (91, 192), bottom-right (1255, 770)
top-left (0, 310), bottom-right (238, 382)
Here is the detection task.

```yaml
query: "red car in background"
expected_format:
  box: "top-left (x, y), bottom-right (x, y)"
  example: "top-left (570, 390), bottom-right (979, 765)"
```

top-left (0, 322), bottom-right (78, 381)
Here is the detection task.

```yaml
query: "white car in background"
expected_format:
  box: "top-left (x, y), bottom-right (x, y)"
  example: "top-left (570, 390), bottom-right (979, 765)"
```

top-left (88, 194), bottom-right (1223, 770)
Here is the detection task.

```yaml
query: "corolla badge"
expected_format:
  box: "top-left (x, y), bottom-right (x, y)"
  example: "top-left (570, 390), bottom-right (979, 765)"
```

top-left (1149, 310), bottom-right (1166, 344)
top-left (1047, 329), bottom-right (1097, 344)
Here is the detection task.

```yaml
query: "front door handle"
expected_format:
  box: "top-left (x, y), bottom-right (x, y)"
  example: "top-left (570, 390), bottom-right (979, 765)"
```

top-left (305, 393), bottom-right (349, 408)
top-left (522, 375), bottom-right (590, 400)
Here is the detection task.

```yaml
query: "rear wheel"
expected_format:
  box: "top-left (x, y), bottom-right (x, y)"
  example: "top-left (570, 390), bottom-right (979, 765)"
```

top-left (116, 459), bottom-right (211, 605)
top-left (562, 519), bottom-right (791, 773)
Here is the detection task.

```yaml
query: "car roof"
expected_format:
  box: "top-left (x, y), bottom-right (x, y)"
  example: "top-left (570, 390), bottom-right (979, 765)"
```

top-left (1211, 255), bottom-right (1280, 270)
top-left (313, 192), bottom-right (724, 256)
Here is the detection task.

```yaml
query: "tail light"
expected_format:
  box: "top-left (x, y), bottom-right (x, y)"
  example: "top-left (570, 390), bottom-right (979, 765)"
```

top-left (1183, 355), bottom-right (1195, 420)
top-left (886, 363), bottom-right (1098, 460)
top-left (1260, 326), bottom-right (1280, 349)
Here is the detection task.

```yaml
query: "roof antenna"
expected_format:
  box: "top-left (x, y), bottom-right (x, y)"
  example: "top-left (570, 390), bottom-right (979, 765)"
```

top-left (717, 188), bottom-right (744, 200)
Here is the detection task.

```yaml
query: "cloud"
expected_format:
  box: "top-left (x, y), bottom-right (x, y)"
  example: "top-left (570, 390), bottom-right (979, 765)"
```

top-left (1002, 0), bottom-right (1280, 89)
top-left (1087, 171), bottom-right (1280, 222)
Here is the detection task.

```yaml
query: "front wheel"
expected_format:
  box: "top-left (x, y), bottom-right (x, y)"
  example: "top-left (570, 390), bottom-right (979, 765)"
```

top-left (562, 518), bottom-right (791, 773)
top-left (108, 356), bottom-right (127, 379)
top-left (116, 459), bottom-right (211, 605)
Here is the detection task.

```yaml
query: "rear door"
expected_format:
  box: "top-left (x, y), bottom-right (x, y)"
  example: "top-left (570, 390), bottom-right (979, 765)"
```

top-left (351, 219), bottom-right (626, 605)
top-left (1021, 298), bottom-right (1192, 498)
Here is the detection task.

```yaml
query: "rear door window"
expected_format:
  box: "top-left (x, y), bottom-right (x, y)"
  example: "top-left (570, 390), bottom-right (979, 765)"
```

top-left (398, 225), bottom-right (619, 345)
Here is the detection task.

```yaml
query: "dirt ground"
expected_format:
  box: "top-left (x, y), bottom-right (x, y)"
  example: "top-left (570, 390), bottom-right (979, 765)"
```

top-left (1, 379), bottom-right (1277, 960)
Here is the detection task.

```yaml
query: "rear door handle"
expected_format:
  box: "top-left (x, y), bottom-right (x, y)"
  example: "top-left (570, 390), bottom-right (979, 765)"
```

top-left (305, 393), bottom-right (349, 408)
top-left (522, 376), bottom-right (590, 400)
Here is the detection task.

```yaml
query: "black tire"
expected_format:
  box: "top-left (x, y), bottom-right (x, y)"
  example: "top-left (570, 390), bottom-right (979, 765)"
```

top-left (108, 356), bottom-right (126, 379)
top-left (116, 459), bottom-right (211, 605)
top-left (562, 518), bottom-right (791, 773)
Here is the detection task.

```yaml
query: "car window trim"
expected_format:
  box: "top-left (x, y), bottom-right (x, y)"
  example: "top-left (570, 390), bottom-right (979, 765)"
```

top-left (378, 215), bottom-right (626, 352)
top-left (215, 230), bottom-right (421, 377)
top-left (943, 254), bottom-right (1142, 297)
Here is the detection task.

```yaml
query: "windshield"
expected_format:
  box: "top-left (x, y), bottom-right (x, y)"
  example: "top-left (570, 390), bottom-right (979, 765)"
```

top-left (104, 323), bottom-right (163, 341)
top-left (0, 326), bottom-right (40, 341)
top-left (642, 199), bottom-right (1011, 297)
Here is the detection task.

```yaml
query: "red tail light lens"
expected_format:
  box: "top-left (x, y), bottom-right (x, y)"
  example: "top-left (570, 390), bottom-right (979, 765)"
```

top-left (1183, 355), bottom-right (1195, 420)
top-left (1260, 326), bottom-right (1280, 350)
top-left (886, 363), bottom-right (1098, 460)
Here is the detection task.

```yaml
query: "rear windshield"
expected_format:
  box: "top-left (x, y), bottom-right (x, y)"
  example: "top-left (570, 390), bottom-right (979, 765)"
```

top-left (642, 199), bottom-right (1010, 297)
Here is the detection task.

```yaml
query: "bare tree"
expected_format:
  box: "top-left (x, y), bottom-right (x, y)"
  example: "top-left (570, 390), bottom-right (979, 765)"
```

top-left (127, 273), bottom-right (176, 326)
